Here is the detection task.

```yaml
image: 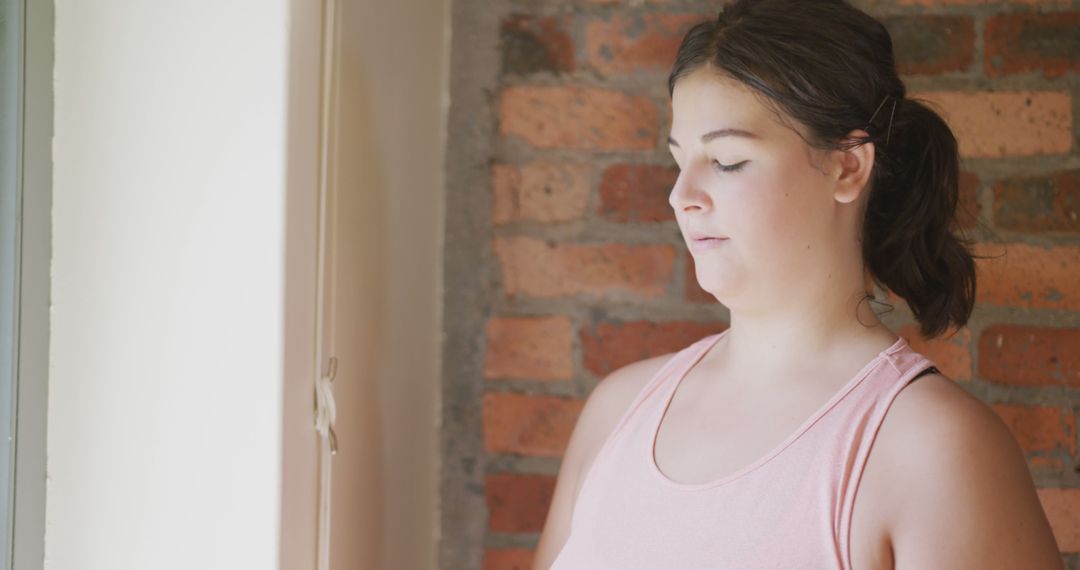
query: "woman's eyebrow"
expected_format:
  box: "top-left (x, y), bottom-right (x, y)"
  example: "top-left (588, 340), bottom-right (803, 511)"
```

top-left (667, 128), bottom-right (760, 148)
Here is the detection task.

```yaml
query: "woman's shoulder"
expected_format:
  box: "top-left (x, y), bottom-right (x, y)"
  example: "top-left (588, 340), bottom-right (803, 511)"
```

top-left (581, 331), bottom-right (721, 421)
top-left (871, 371), bottom-right (1064, 567)
top-left (561, 335), bottom-right (717, 500)
top-left (580, 351), bottom-right (680, 439)
top-left (569, 350), bottom-right (683, 470)
top-left (872, 370), bottom-right (1017, 495)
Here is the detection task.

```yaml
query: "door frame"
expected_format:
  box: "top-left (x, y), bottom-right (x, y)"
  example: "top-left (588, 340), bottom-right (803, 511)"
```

top-left (2, 1), bottom-right (52, 568)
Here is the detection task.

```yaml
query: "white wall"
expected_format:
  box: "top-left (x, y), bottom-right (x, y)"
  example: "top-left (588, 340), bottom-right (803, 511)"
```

top-left (49, 2), bottom-right (298, 568)
top-left (47, 0), bottom-right (446, 568)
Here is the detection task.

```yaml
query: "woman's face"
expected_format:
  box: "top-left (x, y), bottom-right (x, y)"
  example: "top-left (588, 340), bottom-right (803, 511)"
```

top-left (668, 67), bottom-right (851, 311)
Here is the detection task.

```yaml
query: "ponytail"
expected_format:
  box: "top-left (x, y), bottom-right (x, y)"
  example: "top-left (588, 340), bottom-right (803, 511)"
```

top-left (862, 97), bottom-right (980, 339)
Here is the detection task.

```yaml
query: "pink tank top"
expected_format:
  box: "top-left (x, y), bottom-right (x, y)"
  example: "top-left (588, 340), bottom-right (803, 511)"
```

top-left (549, 329), bottom-right (938, 570)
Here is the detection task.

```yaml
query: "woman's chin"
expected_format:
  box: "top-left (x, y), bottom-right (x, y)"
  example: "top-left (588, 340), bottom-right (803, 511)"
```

top-left (693, 279), bottom-right (730, 301)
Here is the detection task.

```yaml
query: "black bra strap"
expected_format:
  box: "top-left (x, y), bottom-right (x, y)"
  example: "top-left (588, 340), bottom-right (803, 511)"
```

top-left (912, 365), bottom-right (939, 381)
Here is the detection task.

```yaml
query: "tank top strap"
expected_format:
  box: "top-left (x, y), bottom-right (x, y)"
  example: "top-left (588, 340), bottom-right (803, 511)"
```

top-left (602, 332), bottom-right (726, 443)
top-left (837, 345), bottom-right (939, 567)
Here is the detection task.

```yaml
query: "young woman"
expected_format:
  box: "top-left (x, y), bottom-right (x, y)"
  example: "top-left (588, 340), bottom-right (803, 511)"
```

top-left (534, 1), bottom-right (1064, 568)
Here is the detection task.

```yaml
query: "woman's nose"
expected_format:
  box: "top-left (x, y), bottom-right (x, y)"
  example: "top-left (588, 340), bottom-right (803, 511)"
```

top-left (668, 163), bottom-right (712, 213)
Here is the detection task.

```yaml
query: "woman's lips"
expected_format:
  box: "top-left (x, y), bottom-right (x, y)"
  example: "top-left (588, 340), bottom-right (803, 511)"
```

top-left (689, 236), bottom-right (729, 253)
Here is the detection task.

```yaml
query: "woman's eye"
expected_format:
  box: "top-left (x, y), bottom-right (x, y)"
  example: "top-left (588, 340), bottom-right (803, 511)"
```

top-left (713, 159), bottom-right (747, 173)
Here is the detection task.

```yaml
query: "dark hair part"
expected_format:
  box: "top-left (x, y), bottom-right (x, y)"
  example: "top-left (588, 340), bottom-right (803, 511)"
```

top-left (668, 0), bottom-right (980, 339)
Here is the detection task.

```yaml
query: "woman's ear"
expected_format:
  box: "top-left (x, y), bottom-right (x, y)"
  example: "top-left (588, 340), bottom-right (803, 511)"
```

top-left (832, 128), bottom-right (875, 204)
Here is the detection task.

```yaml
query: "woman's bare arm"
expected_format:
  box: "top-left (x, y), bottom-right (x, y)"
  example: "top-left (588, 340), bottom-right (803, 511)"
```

top-left (882, 375), bottom-right (1064, 569)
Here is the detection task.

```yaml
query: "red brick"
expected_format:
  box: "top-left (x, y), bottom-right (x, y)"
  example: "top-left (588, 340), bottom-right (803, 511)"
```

top-left (1037, 488), bottom-right (1080, 552)
top-left (482, 548), bottom-right (535, 570)
top-left (900, 0), bottom-right (1073, 5)
top-left (882, 15), bottom-right (975, 75)
top-left (978, 325), bottom-right (1080, 388)
top-left (598, 164), bottom-right (677, 222)
top-left (494, 236), bottom-right (676, 299)
top-left (990, 404), bottom-right (1076, 455)
top-left (974, 242), bottom-right (1080, 310)
top-left (585, 13), bottom-right (706, 75)
top-left (662, 92), bottom-right (673, 133)
top-left (684, 253), bottom-right (715, 303)
top-left (993, 169), bottom-right (1080, 234)
top-left (985, 13), bottom-right (1080, 79)
top-left (1030, 456), bottom-right (1065, 471)
top-left (572, 0), bottom-right (678, 4)
top-left (483, 392), bottom-right (584, 457)
top-left (581, 320), bottom-right (727, 377)
top-left (910, 90), bottom-right (1073, 157)
top-left (900, 324), bottom-right (972, 382)
top-left (954, 170), bottom-right (982, 231)
top-left (500, 86), bottom-right (659, 151)
top-left (485, 472), bottom-right (556, 533)
top-left (485, 316), bottom-right (574, 381)
top-left (501, 14), bottom-right (575, 75)
top-left (492, 162), bottom-right (590, 224)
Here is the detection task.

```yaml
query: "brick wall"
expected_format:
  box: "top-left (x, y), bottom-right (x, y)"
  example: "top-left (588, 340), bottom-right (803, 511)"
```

top-left (439, 1), bottom-right (1080, 568)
